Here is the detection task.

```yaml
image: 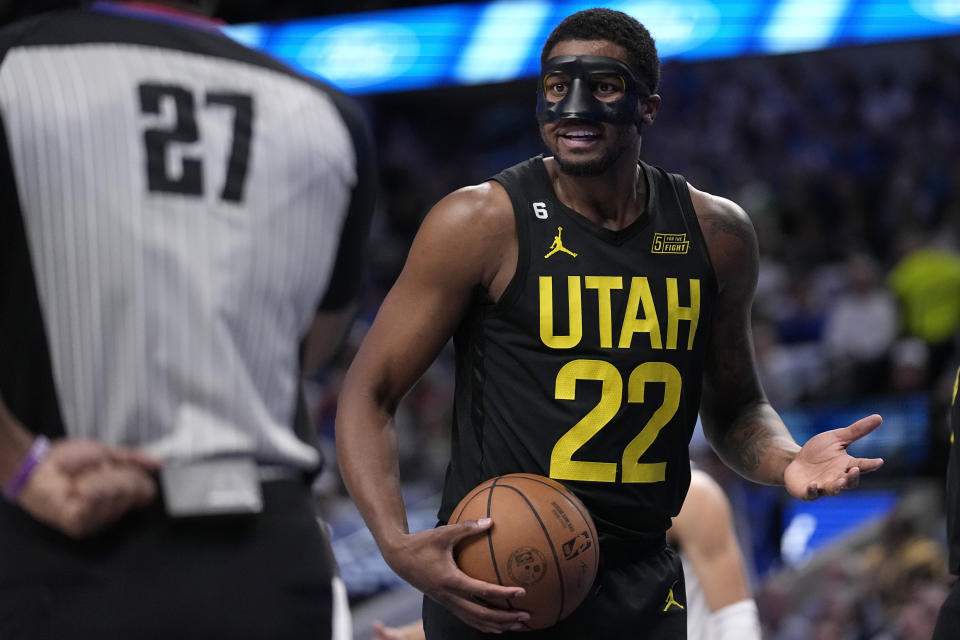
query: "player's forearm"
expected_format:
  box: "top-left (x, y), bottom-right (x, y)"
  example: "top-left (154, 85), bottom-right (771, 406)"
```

top-left (707, 402), bottom-right (800, 486)
top-left (334, 387), bottom-right (412, 559)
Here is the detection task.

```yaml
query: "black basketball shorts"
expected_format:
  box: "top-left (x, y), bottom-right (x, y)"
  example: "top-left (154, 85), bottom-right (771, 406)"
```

top-left (423, 538), bottom-right (686, 640)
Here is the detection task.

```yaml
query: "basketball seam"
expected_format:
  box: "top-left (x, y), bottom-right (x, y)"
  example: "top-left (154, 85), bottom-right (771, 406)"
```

top-left (496, 483), bottom-right (566, 626)
top-left (507, 475), bottom-right (600, 583)
top-left (452, 486), bottom-right (489, 524)
top-left (487, 479), bottom-right (506, 591)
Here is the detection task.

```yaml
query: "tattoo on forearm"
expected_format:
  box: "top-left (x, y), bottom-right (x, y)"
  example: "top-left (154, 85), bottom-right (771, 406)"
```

top-left (726, 418), bottom-right (769, 473)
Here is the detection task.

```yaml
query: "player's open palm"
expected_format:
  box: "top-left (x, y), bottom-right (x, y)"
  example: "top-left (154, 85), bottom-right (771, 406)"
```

top-left (784, 414), bottom-right (884, 501)
top-left (384, 519), bottom-right (530, 634)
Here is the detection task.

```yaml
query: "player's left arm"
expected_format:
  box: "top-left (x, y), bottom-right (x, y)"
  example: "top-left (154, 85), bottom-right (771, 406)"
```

top-left (673, 470), bottom-right (753, 611)
top-left (691, 184), bottom-right (883, 499)
top-left (673, 470), bottom-right (761, 640)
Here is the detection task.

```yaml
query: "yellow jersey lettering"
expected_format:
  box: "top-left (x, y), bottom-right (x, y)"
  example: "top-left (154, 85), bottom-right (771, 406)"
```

top-left (539, 276), bottom-right (583, 349)
top-left (618, 277), bottom-right (662, 350)
top-left (666, 278), bottom-right (701, 351)
top-left (584, 276), bottom-right (624, 349)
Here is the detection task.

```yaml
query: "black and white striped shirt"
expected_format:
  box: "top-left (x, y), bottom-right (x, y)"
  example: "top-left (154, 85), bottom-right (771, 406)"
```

top-left (0, 5), bottom-right (376, 471)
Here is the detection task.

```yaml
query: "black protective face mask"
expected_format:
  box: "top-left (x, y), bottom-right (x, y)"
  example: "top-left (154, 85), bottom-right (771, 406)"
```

top-left (536, 55), bottom-right (647, 128)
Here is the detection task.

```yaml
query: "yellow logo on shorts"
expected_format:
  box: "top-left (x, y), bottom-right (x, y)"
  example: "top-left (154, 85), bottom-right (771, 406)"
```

top-left (663, 581), bottom-right (685, 612)
top-left (651, 233), bottom-right (689, 255)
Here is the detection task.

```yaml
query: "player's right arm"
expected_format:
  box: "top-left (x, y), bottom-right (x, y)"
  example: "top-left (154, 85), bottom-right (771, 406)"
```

top-left (691, 184), bottom-right (883, 499)
top-left (335, 182), bottom-right (531, 634)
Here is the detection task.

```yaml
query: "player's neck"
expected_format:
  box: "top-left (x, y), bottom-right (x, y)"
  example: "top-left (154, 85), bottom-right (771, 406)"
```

top-left (549, 154), bottom-right (647, 231)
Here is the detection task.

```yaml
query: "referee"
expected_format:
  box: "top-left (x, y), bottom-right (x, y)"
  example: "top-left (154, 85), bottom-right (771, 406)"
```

top-left (0, 2), bottom-right (376, 639)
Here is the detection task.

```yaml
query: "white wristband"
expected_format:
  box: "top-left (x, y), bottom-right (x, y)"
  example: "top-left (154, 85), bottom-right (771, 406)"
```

top-left (707, 598), bottom-right (761, 640)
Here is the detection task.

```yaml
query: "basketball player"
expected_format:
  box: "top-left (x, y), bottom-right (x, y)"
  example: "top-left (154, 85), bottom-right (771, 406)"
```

top-left (335, 7), bottom-right (882, 638)
top-left (372, 467), bottom-right (761, 640)
top-left (933, 365), bottom-right (960, 639)
top-left (669, 468), bottom-right (761, 640)
top-left (0, 2), bottom-right (375, 639)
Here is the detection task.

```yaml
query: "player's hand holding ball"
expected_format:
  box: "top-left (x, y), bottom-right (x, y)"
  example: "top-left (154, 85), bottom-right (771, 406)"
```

top-left (381, 505), bottom-right (531, 634)
top-left (451, 473), bottom-right (599, 630)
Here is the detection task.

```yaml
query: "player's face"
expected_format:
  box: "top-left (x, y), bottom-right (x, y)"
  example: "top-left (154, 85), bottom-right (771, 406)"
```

top-left (537, 40), bottom-right (655, 176)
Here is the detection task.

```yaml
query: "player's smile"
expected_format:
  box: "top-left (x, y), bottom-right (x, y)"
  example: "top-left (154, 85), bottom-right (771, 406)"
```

top-left (543, 112), bottom-right (633, 176)
top-left (555, 121), bottom-right (605, 150)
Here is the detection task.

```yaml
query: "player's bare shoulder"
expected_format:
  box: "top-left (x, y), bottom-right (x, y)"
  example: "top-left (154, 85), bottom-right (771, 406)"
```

top-left (685, 182), bottom-right (759, 290)
top-left (431, 180), bottom-right (514, 234)
top-left (414, 180), bottom-right (517, 301)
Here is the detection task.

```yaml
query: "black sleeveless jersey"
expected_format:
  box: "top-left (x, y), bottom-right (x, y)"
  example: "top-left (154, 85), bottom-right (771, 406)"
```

top-left (439, 155), bottom-right (718, 539)
top-left (947, 366), bottom-right (960, 573)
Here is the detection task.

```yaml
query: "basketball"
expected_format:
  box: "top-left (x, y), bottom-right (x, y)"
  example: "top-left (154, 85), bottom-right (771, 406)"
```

top-left (450, 473), bottom-right (600, 630)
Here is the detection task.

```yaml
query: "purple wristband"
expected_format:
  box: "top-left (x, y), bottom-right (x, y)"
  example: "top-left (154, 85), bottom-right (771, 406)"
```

top-left (3, 435), bottom-right (51, 502)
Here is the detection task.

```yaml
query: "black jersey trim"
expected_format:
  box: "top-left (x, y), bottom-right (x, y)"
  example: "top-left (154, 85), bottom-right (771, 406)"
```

top-left (316, 91), bottom-right (378, 311)
top-left (667, 171), bottom-right (719, 295)
top-left (470, 308), bottom-right (489, 473)
top-left (0, 11), bottom-right (53, 67)
top-left (488, 161), bottom-right (533, 315)
top-left (533, 156), bottom-right (654, 246)
top-left (0, 110), bottom-right (67, 439)
top-left (451, 306), bottom-right (490, 483)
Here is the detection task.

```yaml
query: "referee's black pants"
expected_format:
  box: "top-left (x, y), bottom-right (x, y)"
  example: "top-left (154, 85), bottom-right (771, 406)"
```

top-left (0, 479), bottom-right (338, 640)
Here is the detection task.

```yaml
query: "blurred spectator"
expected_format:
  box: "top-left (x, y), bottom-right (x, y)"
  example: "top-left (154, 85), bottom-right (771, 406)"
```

top-left (889, 337), bottom-right (931, 394)
top-left (823, 253), bottom-right (898, 397)
top-left (861, 511), bottom-right (948, 613)
top-left (887, 235), bottom-right (960, 378)
top-left (754, 321), bottom-right (818, 407)
top-left (764, 560), bottom-right (863, 640)
top-left (873, 582), bottom-right (948, 640)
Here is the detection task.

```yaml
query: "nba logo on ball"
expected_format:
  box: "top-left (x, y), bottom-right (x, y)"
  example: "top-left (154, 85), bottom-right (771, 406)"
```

top-left (452, 473), bottom-right (600, 630)
top-left (561, 532), bottom-right (593, 560)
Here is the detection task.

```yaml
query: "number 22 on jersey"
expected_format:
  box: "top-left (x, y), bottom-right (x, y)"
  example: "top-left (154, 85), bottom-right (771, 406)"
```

top-left (550, 359), bottom-right (681, 483)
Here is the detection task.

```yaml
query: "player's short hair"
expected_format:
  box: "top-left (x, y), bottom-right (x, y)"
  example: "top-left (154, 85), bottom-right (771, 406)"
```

top-left (541, 8), bottom-right (660, 94)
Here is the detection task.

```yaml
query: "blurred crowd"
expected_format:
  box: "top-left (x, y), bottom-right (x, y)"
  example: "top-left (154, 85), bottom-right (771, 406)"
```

top-left (311, 35), bottom-right (960, 638)
top-left (757, 507), bottom-right (949, 640)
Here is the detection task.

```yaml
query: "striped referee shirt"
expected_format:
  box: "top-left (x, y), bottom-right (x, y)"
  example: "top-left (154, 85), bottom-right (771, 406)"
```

top-left (0, 5), bottom-right (376, 471)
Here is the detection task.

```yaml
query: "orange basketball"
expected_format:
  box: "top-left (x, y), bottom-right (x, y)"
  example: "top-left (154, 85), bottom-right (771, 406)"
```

top-left (450, 473), bottom-right (599, 630)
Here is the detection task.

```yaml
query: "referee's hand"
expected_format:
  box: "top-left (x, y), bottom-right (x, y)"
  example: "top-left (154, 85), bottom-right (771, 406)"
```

top-left (17, 439), bottom-right (160, 538)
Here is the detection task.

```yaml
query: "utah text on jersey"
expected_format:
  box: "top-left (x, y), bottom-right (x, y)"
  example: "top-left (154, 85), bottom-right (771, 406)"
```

top-left (539, 275), bottom-right (701, 350)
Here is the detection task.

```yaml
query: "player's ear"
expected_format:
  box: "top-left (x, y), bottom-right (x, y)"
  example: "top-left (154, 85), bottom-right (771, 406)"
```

top-left (640, 94), bottom-right (661, 126)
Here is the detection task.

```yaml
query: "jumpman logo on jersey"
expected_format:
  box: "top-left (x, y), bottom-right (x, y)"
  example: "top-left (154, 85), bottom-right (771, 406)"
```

top-left (544, 226), bottom-right (577, 259)
top-left (662, 581), bottom-right (685, 612)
